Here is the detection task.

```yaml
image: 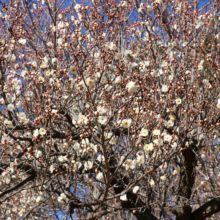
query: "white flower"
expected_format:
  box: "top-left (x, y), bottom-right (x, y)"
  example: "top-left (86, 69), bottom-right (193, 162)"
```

top-left (35, 150), bottom-right (42, 158)
top-left (18, 112), bottom-right (26, 121)
top-left (97, 155), bottom-right (105, 163)
top-left (86, 78), bottom-right (95, 87)
top-left (57, 38), bottom-right (63, 45)
top-left (49, 164), bottom-right (55, 173)
top-left (126, 81), bottom-right (137, 93)
top-left (153, 138), bottom-right (163, 146)
top-left (115, 53), bottom-right (121, 60)
top-left (161, 85), bottom-right (168, 92)
top-left (69, 65), bottom-right (77, 74)
top-left (144, 143), bottom-right (154, 152)
top-left (114, 76), bottom-right (121, 84)
top-left (121, 119), bottom-right (132, 128)
top-left (58, 156), bottom-right (65, 162)
top-left (97, 106), bottom-right (107, 115)
top-left (165, 120), bottom-right (174, 128)
top-left (120, 194), bottom-right (128, 201)
top-left (125, 159), bottom-right (135, 170)
top-left (175, 98), bottom-right (182, 105)
top-left (18, 38), bottom-right (26, 45)
top-left (164, 134), bottom-right (172, 143)
top-left (47, 41), bottom-right (53, 47)
top-left (132, 186), bottom-right (140, 194)
top-left (78, 114), bottom-right (86, 125)
top-left (7, 104), bottom-right (14, 111)
top-left (109, 42), bottom-right (117, 50)
top-left (196, 20), bottom-right (204, 29)
top-left (74, 3), bottom-right (81, 12)
top-left (96, 172), bottom-right (104, 180)
top-left (98, 116), bottom-right (108, 125)
top-left (140, 128), bottom-right (149, 137)
top-left (109, 136), bottom-right (116, 145)
top-left (52, 58), bottom-right (58, 65)
top-left (39, 128), bottom-right (46, 135)
top-left (153, 129), bottom-right (161, 136)
top-left (185, 70), bottom-right (191, 75)
top-left (198, 64), bottom-right (203, 71)
top-left (2, 171), bottom-right (8, 177)
top-left (136, 155), bottom-right (144, 165)
top-left (120, 1), bottom-right (128, 7)
top-left (171, 142), bottom-right (177, 149)
top-left (173, 170), bottom-right (178, 175)
top-left (33, 129), bottom-right (39, 137)
top-left (150, 179), bottom-right (155, 186)
top-left (4, 119), bottom-right (13, 128)
top-left (84, 161), bottom-right (93, 170)
top-left (40, 62), bottom-right (48, 69)
top-left (161, 60), bottom-right (168, 68)
top-left (36, 196), bottom-right (42, 203)
top-left (32, 61), bottom-right (37, 68)
top-left (57, 193), bottom-right (67, 203)
top-left (160, 175), bottom-right (166, 181)
top-left (217, 103), bottom-right (220, 109)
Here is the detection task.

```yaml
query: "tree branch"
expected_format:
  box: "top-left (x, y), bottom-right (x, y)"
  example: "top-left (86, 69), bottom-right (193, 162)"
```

top-left (190, 197), bottom-right (220, 220)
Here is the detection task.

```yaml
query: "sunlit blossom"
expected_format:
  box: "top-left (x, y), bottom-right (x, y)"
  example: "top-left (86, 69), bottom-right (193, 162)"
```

top-left (121, 119), bottom-right (132, 128)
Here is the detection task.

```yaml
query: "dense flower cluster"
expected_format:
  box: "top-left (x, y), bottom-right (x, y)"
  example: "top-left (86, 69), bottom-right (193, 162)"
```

top-left (0, 0), bottom-right (219, 219)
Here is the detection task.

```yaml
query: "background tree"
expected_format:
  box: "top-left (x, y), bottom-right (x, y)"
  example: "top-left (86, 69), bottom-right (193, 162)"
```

top-left (0, 0), bottom-right (219, 219)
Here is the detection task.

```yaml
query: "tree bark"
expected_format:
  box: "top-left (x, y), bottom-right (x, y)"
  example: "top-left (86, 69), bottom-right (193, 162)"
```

top-left (190, 197), bottom-right (220, 220)
top-left (173, 142), bottom-right (196, 220)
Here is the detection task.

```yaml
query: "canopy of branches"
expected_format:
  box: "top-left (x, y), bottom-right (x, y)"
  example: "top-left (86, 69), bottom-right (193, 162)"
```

top-left (0, 0), bottom-right (219, 219)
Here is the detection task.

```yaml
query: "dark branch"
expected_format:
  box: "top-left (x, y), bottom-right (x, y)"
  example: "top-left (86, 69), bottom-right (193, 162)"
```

top-left (190, 197), bottom-right (220, 220)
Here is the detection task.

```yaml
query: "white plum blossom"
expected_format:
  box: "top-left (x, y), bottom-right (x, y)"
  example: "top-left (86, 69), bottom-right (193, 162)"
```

top-left (58, 156), bottom-right (65, 162)
top-left (217, 99), bottom-right (220, 109)
top-left (109, 42), bottom-right (117, 50)
top-left (96, 106), bottom-right (107, 115)
top-left (139, 128), bottom-right (149, 137)
top-left (86, 78), bottom-right (95, 87)
top-left (114, 76), bottom-right (121, 84)
top-left (173, 170), bottom-right (178, 175)
top-left (153, 129), bottom-right (161, 136)
top-left (33, 129), bottom-right (39, 137)
top-left (84, 161), bottom-right (93, 170)
top-left (171, 142), bottom-right (177, 149)
top-left (35, 150), bottom-right (42, 158)
top-left (39, 128), bottom-right (46, 135)
top-left (121, 119), bottom-right (132, 128)
top-left (161, 85), bottom-right (168, 92)
top-left (57, 193), bottom-right (67, 203)
top-left (165, 120), bottom-right (174, 128)
top-left (136, 155), bottom-right (145, 165)
top-left (98, 116), bottom-right (108, 125)
top-left (125, 159), bottom-right (135, 170)
top-left (36, 196), bottom-right (42, 203)
top-left (132, 186), bottom-right (140, 194)
top-left (96, 172), bottom-right (104, 180)
top-left (126, 81), bottom-right (137, 93)
top-left (18, 38), bottom-right (26, 45)
top-left (175, 98), bottom-right (182, 105)
top-left (52, 58), bottom-right (58, 65)
top-left (74, 4), bottom-right (81, 12)
top-left (150, 179), bottom-right (155, 186)
top-left (97, 155), bottom-right (105, 163)
top-left (120, 194), bottom-right (128, 201)
top-left (144, 143), bottom-right (154, 153)
top-left (164, 134), bottom-right (172, 143)
top-left (7, 104), bottom-right (14, 111)
top-left (69, 65), bottom-right (77, 74)
top-left (160, 175), bottom-right (167, 181)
